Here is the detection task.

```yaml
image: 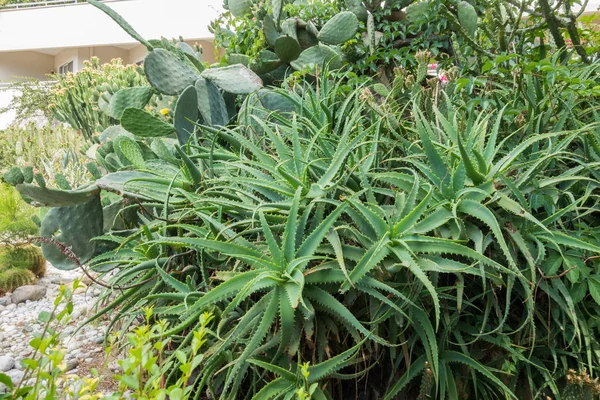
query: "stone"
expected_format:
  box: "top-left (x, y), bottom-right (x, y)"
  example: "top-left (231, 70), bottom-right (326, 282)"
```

top-left (11, 286), bottom-right (47, 304)
top-left (0, 356), bottom-right (15, 372)
top-left (0, 296), bottom-right (10, 306)
top-left (5, 368), bottom-right (24, 384)
top-left (65, 360), bottom-right (79, 372)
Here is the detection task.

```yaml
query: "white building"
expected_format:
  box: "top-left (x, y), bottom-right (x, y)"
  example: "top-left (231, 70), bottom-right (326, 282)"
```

top-left (0, 0), bottom-right (223, 128)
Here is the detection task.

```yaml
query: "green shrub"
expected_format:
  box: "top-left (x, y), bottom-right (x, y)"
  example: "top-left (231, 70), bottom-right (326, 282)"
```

top-left (0, 183), bottom-right (38, 241)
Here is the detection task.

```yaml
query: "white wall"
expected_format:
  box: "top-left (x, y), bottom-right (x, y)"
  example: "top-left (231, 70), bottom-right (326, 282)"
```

top-left (0, 0), bottom-right (223, 53)
top-left (0, 51), bottom-right (55, 81)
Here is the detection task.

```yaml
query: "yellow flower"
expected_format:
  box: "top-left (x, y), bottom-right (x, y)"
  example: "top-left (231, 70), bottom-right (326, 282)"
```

top-left (160, 108), bottom-right (170, 116)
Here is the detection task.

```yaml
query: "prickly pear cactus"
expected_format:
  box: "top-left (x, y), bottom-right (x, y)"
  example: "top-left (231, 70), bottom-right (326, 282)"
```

top-left (318, 11), bottom-right (359, 45)
top-left (121, 108), bottom-right (175, 137)
top-left (291, 44), bottom-right (342, 72)
top-left (458, 1), bottom-right (478, 37)
top-left (144, 49), bottom-right (200, 95)
top-left (106, 86), bottom-right (154, 119)
top-left (3, 167), bottom-right (25, 186)
top-left (40, 194), bottom-right (103, 270)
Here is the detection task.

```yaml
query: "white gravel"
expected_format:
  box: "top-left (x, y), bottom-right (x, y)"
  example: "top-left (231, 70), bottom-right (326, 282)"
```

top-left (0, 262), bottom-right (109, 392)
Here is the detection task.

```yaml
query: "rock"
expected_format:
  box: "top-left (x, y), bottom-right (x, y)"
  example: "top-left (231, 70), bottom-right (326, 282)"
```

top-left (0, 356), bottom-right (15, 372)
top-left (5, 368), bottom-right (24, 384)
top-left (108, 360), bottom-right (121, 372)
top-left (65, 360), bottom-right (79, 372)
top-left (11, 286), bottom-right (47, 304)
top-left (0, 296), bottom-right (10, 306)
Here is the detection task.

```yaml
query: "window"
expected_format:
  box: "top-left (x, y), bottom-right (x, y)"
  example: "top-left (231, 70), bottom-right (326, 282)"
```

top-left (58, 61), bottom-right (74, 75)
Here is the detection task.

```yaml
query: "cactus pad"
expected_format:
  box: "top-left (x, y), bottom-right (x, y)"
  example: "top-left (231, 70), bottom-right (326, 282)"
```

top-left (263, 15), bottom-right (280, 47)
top-left (345, 0), bottom-right (368, 22)
top-left (107, 86), bottom-right (154, 120)
top-left (3, 167), bottom-right (24, 186)
top-left (228, 0), bottom-right (251, 17)
top-left (151, 139), bottom-right (179, 164)
top-left (275, 36), bottom-right (302, 63)
top-left (145, 49), bottom-right (200, 95)
top-left (291, 44), bottom-right (342, 72)
top-left (15, 183), bottom-right (100, 207)
top-left (174, 85), bottom-right (199, 145)
top-left (99, 125), bottom-right (133, 143)
top-left (200, 64), bottom-right (263, 95)
top-left (458, 1), bottom-right (478, 37)
top-left (87, 0), bottom-right (152, 50)
top-left (54, 174), bottom-right (72, 190)
top-left (226, 54), bottom-right (251, 67)
top-left (250, 50), bottom-right (282, 75)
top-left (195, 77), bottom-right (229, 127)
top-left (40, 194), bottom-right (103, 270)
top-left (406, 1), bottom-right (430, 21)
top-left (22, 167), bottom-right (34, 184)
top-left (121, 108), bottom-right (175, 137)
top-left (118, 139), bottom-right (147, 169)
top-left (318, 11), bottom-right (359, 45)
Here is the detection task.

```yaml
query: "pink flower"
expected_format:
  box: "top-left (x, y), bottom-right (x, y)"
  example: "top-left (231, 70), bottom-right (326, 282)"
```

top-left (439, 73), bottom-right (449, 84)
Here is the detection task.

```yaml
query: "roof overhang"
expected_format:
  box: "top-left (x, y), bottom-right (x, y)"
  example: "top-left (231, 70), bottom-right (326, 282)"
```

top-left (0, 0), bottom-right (222, 53)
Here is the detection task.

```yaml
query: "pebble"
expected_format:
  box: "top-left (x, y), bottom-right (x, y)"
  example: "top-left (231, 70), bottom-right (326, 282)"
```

top-left (0, 356), bottom-right (15, 372)
top-left (0, 263), bottom-right (109, 388)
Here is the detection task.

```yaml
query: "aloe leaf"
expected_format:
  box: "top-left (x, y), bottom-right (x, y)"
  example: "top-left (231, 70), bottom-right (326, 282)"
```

top-left (308, 338), bottom-right (364, 383)
top-left (389, 246), bottom-right (440, 330)
top-left (296, 202), bottom-right (348, 259)
top-left (442, 351), bottom-right (517, 399)
top-left (156, 266), bottom-right (190, 294)
top-left (259, 211), bottom-right (284, 267)
top-left (341, 234), bottom-right (390, 292)
top-left (223, 290), bottom-right (279, 396)
top-left (305, 286), bottom-right (389, 345)
top-left (383, 355), bottom-right (427, 400)
top-left (393, 188), bottom-right (433, 235)
top-left (457, 199), bottom-right (515, 267)
top-left (251, 377), bottom-right (294, 400)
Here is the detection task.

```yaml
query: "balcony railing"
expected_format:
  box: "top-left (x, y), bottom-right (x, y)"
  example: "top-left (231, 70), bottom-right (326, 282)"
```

top-left (0, 0), bottom-right (83, 10)
top-left (0, 0), bottom-right (132, 11)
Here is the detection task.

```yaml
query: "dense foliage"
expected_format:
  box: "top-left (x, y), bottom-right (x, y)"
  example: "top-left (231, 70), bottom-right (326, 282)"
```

top-left (1, 0), bottom-right (600, 399)
top-left (212, 0), bottom-right (600, 84)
